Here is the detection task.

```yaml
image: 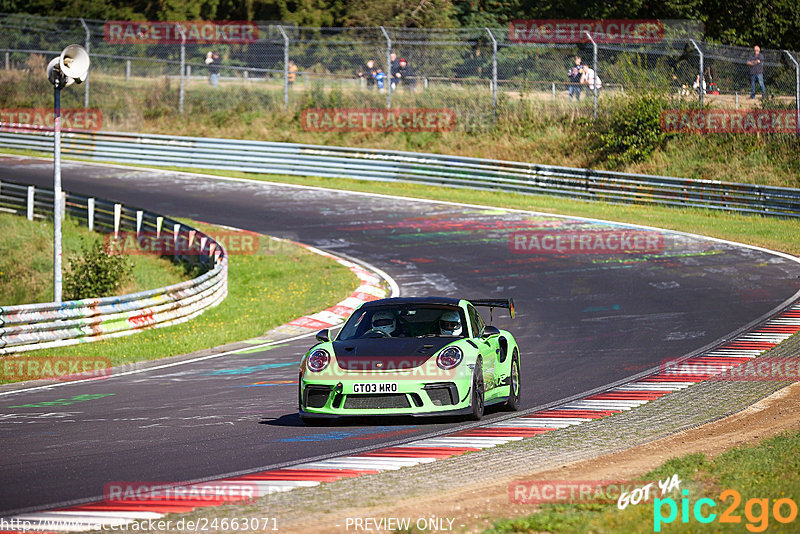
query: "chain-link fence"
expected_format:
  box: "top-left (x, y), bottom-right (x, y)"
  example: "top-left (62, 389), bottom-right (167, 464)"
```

top-left (0, 14), bottom-right (798, 134)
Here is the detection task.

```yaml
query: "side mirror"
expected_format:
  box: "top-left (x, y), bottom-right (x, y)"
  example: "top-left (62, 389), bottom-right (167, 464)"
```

top-left (315, 329), bottom-right (330, 343)
top-left (482, 325), bottom-right (500, 338)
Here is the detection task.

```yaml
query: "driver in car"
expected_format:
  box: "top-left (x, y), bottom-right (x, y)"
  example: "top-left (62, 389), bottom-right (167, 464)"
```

top-left (439, 310), bottom-right (462, 336)
top-left (370, 311), bottom-right (397, 336)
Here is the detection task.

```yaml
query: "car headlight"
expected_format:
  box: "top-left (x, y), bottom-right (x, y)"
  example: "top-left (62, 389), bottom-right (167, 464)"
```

top-left (307, 349), bottom-right (330, 372)
top-left (437, 346), bottom-right (463, 370)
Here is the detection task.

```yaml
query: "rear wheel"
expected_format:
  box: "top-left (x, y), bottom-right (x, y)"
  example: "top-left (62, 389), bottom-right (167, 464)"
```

top-left (469, 359), bottom-right (485, 420)
top-left (503, 351), bottom-right (521, 411)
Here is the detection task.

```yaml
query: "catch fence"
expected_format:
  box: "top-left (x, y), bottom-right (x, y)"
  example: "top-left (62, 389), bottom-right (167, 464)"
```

top-left (0, 14), bottom-right (797, 129)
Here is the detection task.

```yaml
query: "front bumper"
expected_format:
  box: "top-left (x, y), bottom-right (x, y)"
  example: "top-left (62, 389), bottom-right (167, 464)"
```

top-left (299, 370), bottom-right (473, 417)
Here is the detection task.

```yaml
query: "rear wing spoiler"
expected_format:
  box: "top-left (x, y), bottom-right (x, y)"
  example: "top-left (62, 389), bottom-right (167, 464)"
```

top-left (468, 298), bottom-right (515, 319)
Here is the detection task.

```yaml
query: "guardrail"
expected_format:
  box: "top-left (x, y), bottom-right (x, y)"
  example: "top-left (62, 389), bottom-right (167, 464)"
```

top-left (1, 127), bottom-right (799, 218)
top-left (0, 179), bottom-right (227, 355)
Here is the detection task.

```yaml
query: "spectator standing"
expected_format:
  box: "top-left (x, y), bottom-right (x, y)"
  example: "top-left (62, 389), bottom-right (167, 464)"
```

top-left (567, 55), bottom-right (582, 101)
top-left (706, 65), bottom-right (720, 94)
top-left (394, 58), bottom-right (416, 90)
top-left (357, 59), bottom-right (377, 89)
top-left (205, 50), bottom-right (221, 88)
top-left (389, 52), bottom-right (400, 90)
top-left (747, 45), bottom-right (765, 99)
top-left (288, 60), bottom-right (298, 88)
top-left (692, 74), bottom-right (706, 95)
top-left (580, 64), bottom-right (602, 92)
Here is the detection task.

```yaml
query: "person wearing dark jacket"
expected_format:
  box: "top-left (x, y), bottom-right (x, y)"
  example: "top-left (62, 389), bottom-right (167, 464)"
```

top-left (394, 58), bottom-right (416, 90)
top-left (205, 50), bottom-right (221, 88)
top-left (567, 55), bottom-right (582, 101)
top-left (357, 59), bottom-right (377, 89)
top-left (747, 45), bottom-right (765, 99)
top-left (389, 52), bottom-right (400, 89)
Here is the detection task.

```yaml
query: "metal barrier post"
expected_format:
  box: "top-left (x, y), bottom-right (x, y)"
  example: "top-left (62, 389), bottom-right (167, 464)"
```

top-left (114, 203), bottom-right (121, 239)
top-left (27, 185), bottom-right (34, 221)
top-left (126, 59), bottom-right (130, 81)
top-left (785, 50), bottom-right (800, 138)
top-left (278, 25), bottom-right (289, 110)
top-left (5, 51), bottom-right (9, 70)
top-left (584, 31), bottom-right (598, 118)
top-left (88, 197), bottom-right (95, 231)
top-left (80, 18), bottom-right (90, 108)
top-left (690, 39), bottom-right (703, 107)
top-left (380, 26), bottom-right (392, 109)
top-left (486, 28), bottom-right (498, 117)
top-left (177, 24), bottom-right (186, 114)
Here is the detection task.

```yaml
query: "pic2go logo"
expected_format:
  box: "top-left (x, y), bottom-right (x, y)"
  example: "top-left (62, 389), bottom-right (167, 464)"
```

top-left (654, 489), bottom-right (798, 532)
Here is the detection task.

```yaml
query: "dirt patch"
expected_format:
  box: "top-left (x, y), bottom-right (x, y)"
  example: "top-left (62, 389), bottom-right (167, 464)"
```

top-left (283, 381), bottom-right (800, 533)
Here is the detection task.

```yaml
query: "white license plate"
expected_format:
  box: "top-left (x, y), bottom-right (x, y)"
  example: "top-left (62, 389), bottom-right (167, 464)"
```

top-left (352, 382), bottom-right (398, 394)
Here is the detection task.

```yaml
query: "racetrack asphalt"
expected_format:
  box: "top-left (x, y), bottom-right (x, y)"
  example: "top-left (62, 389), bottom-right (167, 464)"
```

top-left (1, 156), bottom-right (799, 514)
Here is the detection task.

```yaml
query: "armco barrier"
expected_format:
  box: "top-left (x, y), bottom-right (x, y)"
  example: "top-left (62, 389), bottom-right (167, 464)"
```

top-left (1, 126), bottom-right (799, 218)
top-left (0, 179), bottom-right (227, 355)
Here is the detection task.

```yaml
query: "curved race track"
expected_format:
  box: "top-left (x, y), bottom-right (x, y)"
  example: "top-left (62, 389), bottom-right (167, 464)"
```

top-left (1, 156), bottom-right (799, 514)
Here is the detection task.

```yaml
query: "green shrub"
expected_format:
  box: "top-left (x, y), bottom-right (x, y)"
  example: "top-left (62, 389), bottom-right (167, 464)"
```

top-left (64, 240), bottom-right (133, 300)
top-left (591, 94), bottom-right (673, 168)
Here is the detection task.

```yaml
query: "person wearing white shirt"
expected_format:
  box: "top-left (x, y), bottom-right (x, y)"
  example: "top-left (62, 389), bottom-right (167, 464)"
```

top-left (580, 65), bottom-right (602, 91)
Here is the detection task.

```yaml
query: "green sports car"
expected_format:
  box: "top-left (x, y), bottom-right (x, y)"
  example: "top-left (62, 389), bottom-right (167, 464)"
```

top-left (298, 296), bottom-right (520, 424)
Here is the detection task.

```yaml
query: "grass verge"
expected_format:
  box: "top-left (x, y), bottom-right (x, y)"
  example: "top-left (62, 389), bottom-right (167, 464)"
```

top-left (4, 224), bottom-right (356, 381)
top-left (485, 430), bottom-right (800, 533)
top-left (0, 211), bottom-right (189, 305)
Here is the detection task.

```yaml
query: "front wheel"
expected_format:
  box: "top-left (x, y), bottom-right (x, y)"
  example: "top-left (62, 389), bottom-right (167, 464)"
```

top-left (503, 351), bottom-right (521, 411)
top-left (468, 359), bottom-right (485, 420)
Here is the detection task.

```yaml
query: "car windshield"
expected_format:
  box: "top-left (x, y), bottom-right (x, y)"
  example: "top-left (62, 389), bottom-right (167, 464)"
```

top-left (337, 305), bottom-right (468, 341)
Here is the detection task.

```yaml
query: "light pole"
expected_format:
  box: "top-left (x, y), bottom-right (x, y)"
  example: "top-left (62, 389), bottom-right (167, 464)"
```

top-left (46, 44), bottom-right (90, 303)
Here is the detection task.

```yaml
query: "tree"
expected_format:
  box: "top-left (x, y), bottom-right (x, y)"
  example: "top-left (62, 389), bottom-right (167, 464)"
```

top-left (343, 0), bottom-right (458, 28)
top-left (274, 0), bottom-right (346, 26)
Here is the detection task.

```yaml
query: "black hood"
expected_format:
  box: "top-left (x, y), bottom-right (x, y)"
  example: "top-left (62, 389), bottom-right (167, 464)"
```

top-left (333, 337), bottom-right (454, 370)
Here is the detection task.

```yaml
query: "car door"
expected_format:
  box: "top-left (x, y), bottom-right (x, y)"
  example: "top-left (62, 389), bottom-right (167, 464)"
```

top-left (467, 304), bottom-right (500, 395)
